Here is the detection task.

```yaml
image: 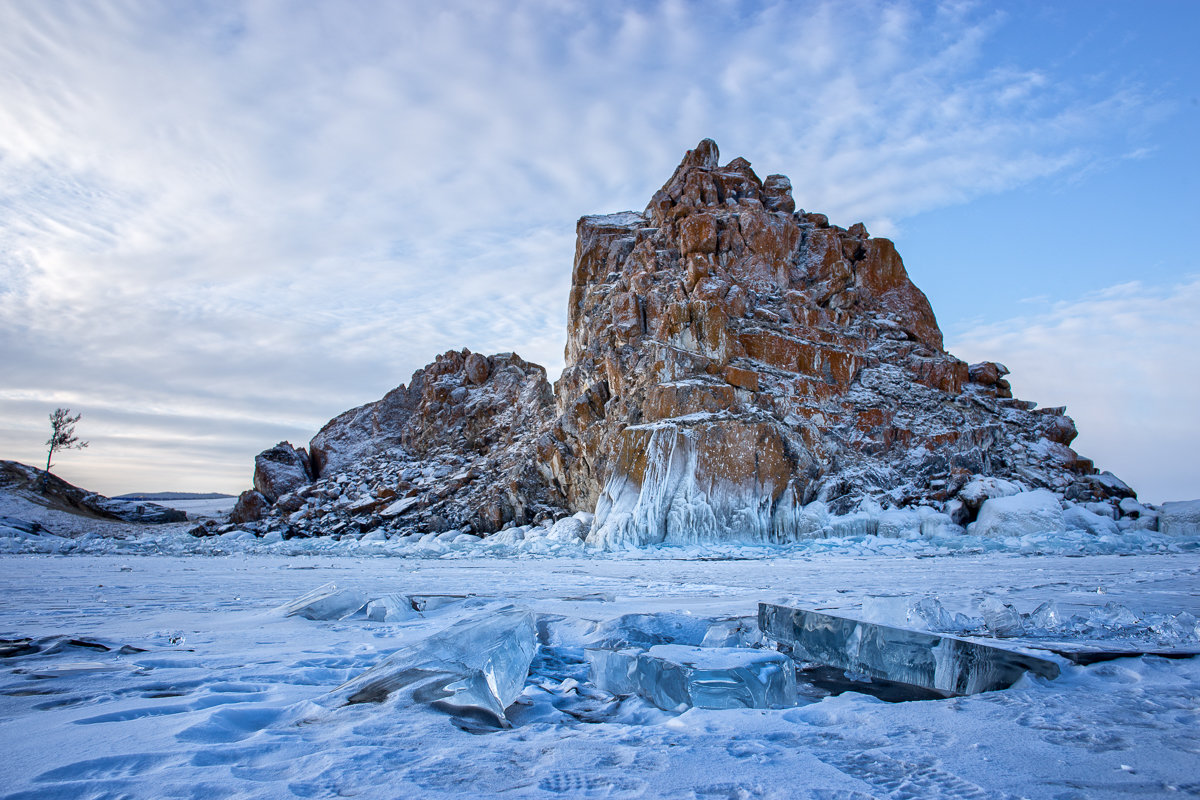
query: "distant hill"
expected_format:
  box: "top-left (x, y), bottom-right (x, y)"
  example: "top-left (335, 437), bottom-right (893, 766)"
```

top-left (116, 492), bottom-right (236, 501)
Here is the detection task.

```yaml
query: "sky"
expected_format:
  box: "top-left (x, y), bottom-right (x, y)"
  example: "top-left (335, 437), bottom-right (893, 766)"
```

top-left (0, 0), bottom-right (1196, 504)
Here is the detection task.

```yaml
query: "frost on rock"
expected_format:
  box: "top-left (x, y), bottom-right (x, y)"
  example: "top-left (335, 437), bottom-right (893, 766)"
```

top-left (276, 582), bottom-right (371, 621)
top-left (586, 644), bottom-right (796, 711)
top-left (970, 489), bottom-right (1065, 538)
top-left (760, 603), bottom-right (1060, 696)
top-left (328, 607), bottom-right (537, 727)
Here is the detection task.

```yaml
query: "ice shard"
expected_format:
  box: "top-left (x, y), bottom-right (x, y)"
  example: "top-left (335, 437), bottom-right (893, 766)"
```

top-left (585, 647), bottom-right (642, 696)
top-left (275, 582), bottom-right (371, 621)
top-left (365, 593), bottom-right (417, 621)
top-left (759, 603), bottom-right (1060, 696)
top-left (701, 618), bottom-right (763, 648)
top-left (328, 607), bottom-right (537, 727)
top-left (636, 645), bottom-right (797, 711)
top-left (586, 645), bottom-right (796, 711)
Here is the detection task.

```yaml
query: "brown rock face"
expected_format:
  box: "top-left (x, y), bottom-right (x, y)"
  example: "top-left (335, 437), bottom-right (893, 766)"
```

top-left (546, 139), bottom-right (1102, 546)
top-left (230, 489), bottom-right (269, 523)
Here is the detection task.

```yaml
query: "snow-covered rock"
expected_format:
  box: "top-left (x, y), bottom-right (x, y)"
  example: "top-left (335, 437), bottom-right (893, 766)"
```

top-left (1160, 500), bottom-right (1200, 537)
top-left (958, 477), bottom-right (1024, 516)
top-left (971, 489), bottom-right (1065, 538)
top-left (1063, 504), bottom-right (1120, 537)
top-left (547, 516), bottom-right (588, 543)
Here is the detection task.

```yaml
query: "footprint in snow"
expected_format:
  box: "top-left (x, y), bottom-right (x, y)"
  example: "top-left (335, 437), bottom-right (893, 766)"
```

top-left (537, 770), bottom-right (647, 797)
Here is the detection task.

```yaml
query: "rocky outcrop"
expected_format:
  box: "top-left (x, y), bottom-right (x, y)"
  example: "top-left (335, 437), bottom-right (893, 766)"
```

top-left (541, 140), bottom-right (1120, 547)
top-left (238, 140), bottom-right (1143, 547)
top-left (0, 460), bottom-right (186, 524)
top-left (247, 349), bottom-right (564, 539)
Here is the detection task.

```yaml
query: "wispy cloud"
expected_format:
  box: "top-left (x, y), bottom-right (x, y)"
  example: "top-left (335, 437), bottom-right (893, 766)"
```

top-left (949, 278), bottom-right (1200, 505)
top-left (0, 0), bottom-right (1170, 493)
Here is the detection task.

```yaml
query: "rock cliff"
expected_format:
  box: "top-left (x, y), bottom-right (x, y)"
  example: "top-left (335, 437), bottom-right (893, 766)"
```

top-left (543, 140), bottom-right (1109, 547)
top-left (238, 140), bottom-right (1141, 547)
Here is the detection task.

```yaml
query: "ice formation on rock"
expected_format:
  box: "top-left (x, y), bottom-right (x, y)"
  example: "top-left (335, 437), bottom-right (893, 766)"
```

top-left (1160, 501), bottom-right (1200, 536)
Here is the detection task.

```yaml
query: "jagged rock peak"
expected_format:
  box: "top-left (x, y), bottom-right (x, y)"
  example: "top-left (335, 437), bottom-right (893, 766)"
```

top-left (542, 139), bottom-right (1123, 547)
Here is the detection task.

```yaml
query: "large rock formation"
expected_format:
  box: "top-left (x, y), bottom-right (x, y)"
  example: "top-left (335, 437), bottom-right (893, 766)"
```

top-left (543, 139), bottom-right (1112, 547)
top-left (239, 140), bottom-right (1141, 547)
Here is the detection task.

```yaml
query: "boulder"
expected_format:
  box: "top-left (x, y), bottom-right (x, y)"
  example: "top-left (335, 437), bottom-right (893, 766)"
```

top-left (253, 442), bottom-right (313, 503)
top-left (229, 489), bottom-right (270, 523)
top-left (971, 490), bottom-right (1065, 538)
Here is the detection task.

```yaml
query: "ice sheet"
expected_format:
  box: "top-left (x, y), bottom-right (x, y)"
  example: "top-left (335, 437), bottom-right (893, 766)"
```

top-left (586, 644), bottom-right (797, 711)
top-left (585, 647), bottom-right (642, 696)
top-left (364, 593), bottom-right (417, 621)
top-left (3, 553), bottom-right (1200, 800)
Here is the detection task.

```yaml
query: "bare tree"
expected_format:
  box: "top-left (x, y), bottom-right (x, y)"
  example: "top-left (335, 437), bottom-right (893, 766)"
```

top-left (43, 408), bottom-right (88, 487)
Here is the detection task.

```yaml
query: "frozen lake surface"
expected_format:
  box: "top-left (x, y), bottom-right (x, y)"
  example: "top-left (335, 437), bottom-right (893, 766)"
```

top-left (1, 552), bottom-right (1198, 799)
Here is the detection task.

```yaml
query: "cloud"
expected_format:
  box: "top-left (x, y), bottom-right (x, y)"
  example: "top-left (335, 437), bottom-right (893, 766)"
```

top-left (948, 278), bottom-right (1200, 505)
top-left (0, 0), bottom-right (1170, 493)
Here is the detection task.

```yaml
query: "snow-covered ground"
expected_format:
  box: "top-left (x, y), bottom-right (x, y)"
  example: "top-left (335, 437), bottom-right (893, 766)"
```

top-left (1, 551), bottom-right (1198, 799)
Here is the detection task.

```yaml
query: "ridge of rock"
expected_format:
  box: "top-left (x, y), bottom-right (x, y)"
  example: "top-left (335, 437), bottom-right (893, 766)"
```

top-left (234, 349), bottom-right (563, 537)
top-left (0, 460), bottom-right (186, 525)
top-left (238, 140), bottom-right (1140, 547)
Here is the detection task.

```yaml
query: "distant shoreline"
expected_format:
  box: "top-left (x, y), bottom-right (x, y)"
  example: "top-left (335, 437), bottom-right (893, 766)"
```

top-left (115, 492), bottom-right (236, 501)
